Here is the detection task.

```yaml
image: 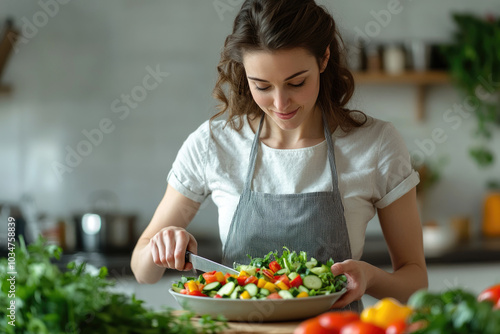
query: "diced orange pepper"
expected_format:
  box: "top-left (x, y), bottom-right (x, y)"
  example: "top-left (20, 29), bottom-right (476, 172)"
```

top-left (263, 282), bottom-right (277, 293)
top-left (296, 291), bottom-right (309, 298)
top-left (240, 290), bottom-right (251, 299)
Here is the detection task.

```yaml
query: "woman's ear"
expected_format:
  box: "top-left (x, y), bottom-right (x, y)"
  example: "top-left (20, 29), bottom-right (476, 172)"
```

top-left (320, 46), bottom-right (330, 73)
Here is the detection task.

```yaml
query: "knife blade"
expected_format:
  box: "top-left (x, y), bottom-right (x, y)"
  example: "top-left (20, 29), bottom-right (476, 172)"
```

top-left (185, 251), bottom-right (239, 275)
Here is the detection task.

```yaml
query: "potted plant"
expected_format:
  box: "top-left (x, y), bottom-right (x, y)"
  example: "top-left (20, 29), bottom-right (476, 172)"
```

top-left (441, 13), bottom-right (500, 167)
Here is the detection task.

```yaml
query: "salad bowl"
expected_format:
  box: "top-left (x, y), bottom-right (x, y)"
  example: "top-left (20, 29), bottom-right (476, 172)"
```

top-left (169, 287), bottom-right (346, 322)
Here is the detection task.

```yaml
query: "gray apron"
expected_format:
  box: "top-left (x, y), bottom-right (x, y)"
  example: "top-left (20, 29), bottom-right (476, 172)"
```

top-left (222, 112), bottom-right (362, 312)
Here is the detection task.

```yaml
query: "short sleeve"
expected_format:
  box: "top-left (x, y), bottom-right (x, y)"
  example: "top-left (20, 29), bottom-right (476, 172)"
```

top-left (373, 123), bottom-right (420, 208)
top-left (167, 121), bottom-right (211, 203)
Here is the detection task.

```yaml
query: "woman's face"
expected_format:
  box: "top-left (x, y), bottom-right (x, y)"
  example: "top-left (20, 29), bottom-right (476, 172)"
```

top-left (242, 47), bottom-right (327, 132)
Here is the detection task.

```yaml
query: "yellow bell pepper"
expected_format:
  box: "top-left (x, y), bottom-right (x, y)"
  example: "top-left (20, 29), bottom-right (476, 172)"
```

top-left (276, 281), bottom-right (289, 290)
top-left (296, 291), bottom-right (309, 298)
top-left (257, 278), bottom-right (267, 288)
top-left (238, 270), bottom-right (249, 277)
top-left (263, 282), bottom-right (277, 293)
top-left (240, 290), bottom-right (251, 299)
top-left (360, 297), bottom-right (412, 329)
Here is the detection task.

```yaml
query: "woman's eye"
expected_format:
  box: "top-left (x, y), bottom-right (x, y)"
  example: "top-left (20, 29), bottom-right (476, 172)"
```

top-left (290, 80), bottom-right (305, 88)
top-left (255, 86), bottom-right (270, 91)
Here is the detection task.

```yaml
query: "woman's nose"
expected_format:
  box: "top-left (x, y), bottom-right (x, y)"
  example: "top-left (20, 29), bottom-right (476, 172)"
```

top-left (273, 89), bottom-right (290, 112)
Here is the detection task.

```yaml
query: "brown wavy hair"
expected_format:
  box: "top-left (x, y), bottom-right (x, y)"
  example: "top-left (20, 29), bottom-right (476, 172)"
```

top-left (211, 0), bottom-right (366, 132)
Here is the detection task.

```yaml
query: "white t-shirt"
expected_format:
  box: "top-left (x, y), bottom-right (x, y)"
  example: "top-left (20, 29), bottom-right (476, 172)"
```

top-left (167, 115), bottom-right (419, 260)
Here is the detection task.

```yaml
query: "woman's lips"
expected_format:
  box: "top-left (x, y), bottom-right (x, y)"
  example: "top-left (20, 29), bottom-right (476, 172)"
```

top-left (274, 108), bottom-right (298, 120)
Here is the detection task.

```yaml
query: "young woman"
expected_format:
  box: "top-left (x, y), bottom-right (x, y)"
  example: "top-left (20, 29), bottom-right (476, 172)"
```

top-left (131, 0), bottom-right (427, 312)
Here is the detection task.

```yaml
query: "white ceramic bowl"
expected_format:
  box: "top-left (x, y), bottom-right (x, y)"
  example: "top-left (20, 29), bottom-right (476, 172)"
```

top-left (169, 288), bottom-right (347, 322)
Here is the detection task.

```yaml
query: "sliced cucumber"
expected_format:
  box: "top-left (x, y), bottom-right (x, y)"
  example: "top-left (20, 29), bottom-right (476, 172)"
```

top-left (243, 283), bottom-right (259, 297)
top-left (288, 272), bottom-right (299, 281)
top-left (305, 258), bottom-right (318, 269)
top-left (278, 290), bottom-right (294, 299)
top-left (230, 286), bottom-right (241, 299)
top-left (310, 265), bottom-right (329, 275)
top-left (298, 285), bottom-right (310, 293)
top-left (259, 288), bottom-right (270, 297)
top-left (203, 281), bottom-right (221, 292)
top-left (275, 268), bottom-right (290, 275)
top-left (303, 275), bottom-right (322, 290)
top-left (217, 281), bottom-right (236, 297)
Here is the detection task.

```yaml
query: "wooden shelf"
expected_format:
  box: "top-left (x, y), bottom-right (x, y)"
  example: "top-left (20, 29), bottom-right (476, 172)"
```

top-left (352, 71), bottom-right (450, 120)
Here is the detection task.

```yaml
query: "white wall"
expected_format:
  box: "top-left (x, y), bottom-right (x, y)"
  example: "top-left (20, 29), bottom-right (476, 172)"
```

top-left (1, 0), bottom-right (499, 242)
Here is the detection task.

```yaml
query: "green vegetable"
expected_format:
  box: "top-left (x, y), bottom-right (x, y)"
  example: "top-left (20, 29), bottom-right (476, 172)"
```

top-left (408, 288), bottom-right (500, 334)
top-left (248, 247), bottom-right (347, 295)
top-left (0, 236), bottom-right (227, 334)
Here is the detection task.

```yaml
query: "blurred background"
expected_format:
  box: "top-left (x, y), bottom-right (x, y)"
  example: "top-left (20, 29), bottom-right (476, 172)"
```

top-left (1, 0), bottom-right (499, 309)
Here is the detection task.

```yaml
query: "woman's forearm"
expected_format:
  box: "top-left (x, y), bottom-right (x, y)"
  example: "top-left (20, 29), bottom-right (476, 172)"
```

top-left (131, 238), bottom-right (166, 284)
top-left (363, 261), bottom-right (428, 303)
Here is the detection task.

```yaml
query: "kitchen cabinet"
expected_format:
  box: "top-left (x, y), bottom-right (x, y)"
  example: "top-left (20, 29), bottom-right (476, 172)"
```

top-left (352, 71), bottom-right (450, 121)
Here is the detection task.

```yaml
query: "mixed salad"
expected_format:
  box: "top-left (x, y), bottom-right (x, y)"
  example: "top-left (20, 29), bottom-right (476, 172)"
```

top-left (171, 248), bottom-right (347, 300)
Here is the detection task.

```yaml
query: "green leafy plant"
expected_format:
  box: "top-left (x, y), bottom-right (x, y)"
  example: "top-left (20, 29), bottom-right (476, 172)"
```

top-left (408, 289), bottom-right (500, 333)
top-left (441, 13), bottom-right (500, 168)
top-left (0, 236), bottom-right (227, 334)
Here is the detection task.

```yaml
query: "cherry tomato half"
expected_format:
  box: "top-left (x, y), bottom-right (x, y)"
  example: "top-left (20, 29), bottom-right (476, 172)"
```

top-left (385, 320), bottom-right (407, 334)
top-left (318, 311), bottom-right (359, 332)
top-left (294, 317), bottom-right (332, 334)
top-left (340, 321), bottom-right (385, 334)
top-left (477, 283), bottom-right (500, 309)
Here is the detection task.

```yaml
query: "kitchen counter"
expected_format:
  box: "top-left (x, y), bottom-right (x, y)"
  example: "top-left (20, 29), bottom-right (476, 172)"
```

top-left (362, 236), bottom-right (500, 266)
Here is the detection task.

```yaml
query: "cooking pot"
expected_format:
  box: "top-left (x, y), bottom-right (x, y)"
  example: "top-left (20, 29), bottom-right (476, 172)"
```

top-left (74, 190), bottom-right (137, 253)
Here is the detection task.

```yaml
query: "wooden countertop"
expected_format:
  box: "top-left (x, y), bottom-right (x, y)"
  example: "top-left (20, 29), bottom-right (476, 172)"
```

top-left (173, 310), bottom-right (301, 334)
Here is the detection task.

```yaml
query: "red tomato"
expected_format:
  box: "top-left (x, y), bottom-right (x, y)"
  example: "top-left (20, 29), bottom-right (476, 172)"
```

top-left (318, 311), bottom-right (359, 332)
top-left (187, 291), bottom-right (208, 297)
top-left (269, 261), bottom-right (282, 273)
top-left (214, 294), bottom-right (222, 298)
top-left (290, 275), bottom-right (303, 288)
top-left (261, 269), bottom-right (275, 280)
top-left (202, 273), bottom-right (218, 284)
top-left (179, 289), bottom-right (188, 294)
top-left (267, 292), bottom-right (282, 299)
top-left (244, 276), bottom-right (258, 285)
top-left (385, 320), bottom-right (407, 334)
top-left (276, 274), bottom-right (291, 288)
top-left (237, 276), bottom-right (248, 286)
top-left (340, 321), bottom-right (385, 334)
top-left (294, 318), bottom-right (332, 334)
top-left (478, 284), bottom-right (500, 309)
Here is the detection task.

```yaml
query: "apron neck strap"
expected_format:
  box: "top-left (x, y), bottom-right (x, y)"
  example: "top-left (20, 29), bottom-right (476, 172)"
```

top-left (243, 110), bottom-right (339, 194)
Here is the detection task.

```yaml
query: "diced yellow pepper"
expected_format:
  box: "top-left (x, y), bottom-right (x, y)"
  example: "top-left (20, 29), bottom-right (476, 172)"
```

top-left (238, 270), bottom-right (249, 277)
top-left (276, 281), bottom-right (289, 290)
top-left (187, 281), bottom-right (198, 292)
top-left (296, 291), bottom-right (309, 298)
top-left (214, 271), bottom-right (225, 283)
top-left (263, 282), bottom-right (277, 293)
top-left (257, 278), bottom-right (267, 288)
top-left (239, 290), bottom-right (251, 299)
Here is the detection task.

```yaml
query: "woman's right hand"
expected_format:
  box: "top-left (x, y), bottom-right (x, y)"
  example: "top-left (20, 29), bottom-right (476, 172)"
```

top-left (150, 226), bottom-right (197, 271)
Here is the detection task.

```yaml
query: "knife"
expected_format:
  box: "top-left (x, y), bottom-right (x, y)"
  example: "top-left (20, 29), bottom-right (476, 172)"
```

top-left (185, 251), bottom-right (239, 275)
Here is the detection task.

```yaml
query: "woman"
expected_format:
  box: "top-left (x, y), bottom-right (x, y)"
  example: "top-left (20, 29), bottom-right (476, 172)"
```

top-left (131, 0), bottom-right (427, 312)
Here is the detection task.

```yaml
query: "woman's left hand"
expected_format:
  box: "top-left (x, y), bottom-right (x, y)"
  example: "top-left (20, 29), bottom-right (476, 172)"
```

top-left (329, 260), bottom-right (371, 309)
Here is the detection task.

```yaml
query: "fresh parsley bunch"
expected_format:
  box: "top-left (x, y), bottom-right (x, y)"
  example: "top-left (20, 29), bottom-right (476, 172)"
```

top-left (0, 236), bottom-right (226, 334)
